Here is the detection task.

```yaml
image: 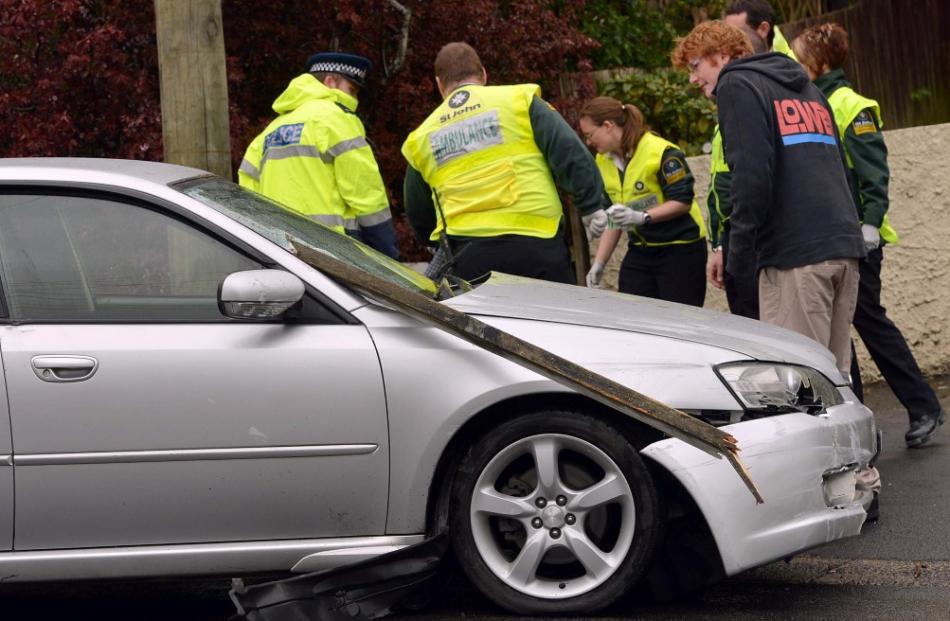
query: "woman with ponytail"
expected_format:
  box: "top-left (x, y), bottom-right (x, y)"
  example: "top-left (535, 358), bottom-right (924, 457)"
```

top-left (578, 96), bottom-right (707, 306)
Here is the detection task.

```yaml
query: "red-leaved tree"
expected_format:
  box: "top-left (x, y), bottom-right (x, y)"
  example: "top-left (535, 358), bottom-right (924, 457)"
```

top-left (0, 0), bottom-right (162, 160)
top-left (0, 0), bottom-right (598, 258)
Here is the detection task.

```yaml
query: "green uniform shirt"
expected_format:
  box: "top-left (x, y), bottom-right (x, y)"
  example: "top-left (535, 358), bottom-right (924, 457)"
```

top-left (815, 68), bottom-right (890, 229)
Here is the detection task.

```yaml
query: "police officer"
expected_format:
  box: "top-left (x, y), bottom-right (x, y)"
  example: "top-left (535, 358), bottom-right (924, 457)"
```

top-left (239, 52), bottom-right (398, 258)
top-left (401, 42), bottom-right (609, 284)
top-left (793, 23), bottom-right (945, 448)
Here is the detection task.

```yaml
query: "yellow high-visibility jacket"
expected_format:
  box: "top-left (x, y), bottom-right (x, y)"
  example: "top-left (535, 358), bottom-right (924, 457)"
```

top-left (239, 74), bottom-right (392, 235)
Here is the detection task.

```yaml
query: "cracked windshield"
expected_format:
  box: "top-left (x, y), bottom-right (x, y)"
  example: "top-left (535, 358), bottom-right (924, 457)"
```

top-left (178, 177), bottom-right (438, 297)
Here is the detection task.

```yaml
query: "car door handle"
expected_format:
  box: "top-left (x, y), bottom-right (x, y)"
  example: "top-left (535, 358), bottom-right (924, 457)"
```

top-left (31, 355), bottom-right (99, 382)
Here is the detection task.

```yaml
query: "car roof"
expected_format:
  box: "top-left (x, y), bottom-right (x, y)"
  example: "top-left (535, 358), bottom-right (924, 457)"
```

top-left (0, 157), bottom-right (214, 187)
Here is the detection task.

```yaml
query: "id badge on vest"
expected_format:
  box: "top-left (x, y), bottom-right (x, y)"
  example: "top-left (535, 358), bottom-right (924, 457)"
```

top-left (429, 110), bottom-right (503, 166)
top-left (626, 193), bottom-right (658, 212)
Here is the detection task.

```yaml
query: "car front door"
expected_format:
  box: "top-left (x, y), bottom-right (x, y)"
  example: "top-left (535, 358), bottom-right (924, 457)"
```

top-left (0, 357), bottom-right (10, 551)
top-left (0, 190), bottom-right (389, 550)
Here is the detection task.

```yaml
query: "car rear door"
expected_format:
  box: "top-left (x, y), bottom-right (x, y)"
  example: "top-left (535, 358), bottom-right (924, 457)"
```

top-left (0, 189), bottom-right (389, 550)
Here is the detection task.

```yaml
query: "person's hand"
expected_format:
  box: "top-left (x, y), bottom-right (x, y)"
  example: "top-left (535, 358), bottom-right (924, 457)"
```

top-left (707, 248), bottom-right (724, 290)
top-left (862, 223), bottom-right (880, 252)
top-left (582, 209), bottom-right (608, 240)
top-left (606, 204), bottom-right (646, 229)
top-left (586, 260), bottom-right (605, 288)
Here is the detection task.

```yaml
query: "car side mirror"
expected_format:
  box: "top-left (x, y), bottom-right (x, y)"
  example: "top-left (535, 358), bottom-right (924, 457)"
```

top-left (219, 270), bottom-right (305, 320)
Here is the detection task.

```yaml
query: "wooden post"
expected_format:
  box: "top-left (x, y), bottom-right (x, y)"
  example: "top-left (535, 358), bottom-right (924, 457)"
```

top-left (566, 202), bottom-right (590, 286)
top-left (154, 0), bottom-right (231, 178)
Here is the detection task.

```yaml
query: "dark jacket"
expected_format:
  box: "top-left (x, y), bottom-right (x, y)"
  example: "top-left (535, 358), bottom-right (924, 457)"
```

top-left (715, 53), bottom-right (865, 275)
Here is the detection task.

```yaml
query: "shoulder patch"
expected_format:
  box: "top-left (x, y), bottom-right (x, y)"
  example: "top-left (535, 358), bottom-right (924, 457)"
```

top-left (661, 156), bottom-right (687, 184)
top-left (852, 109), bottom-right (877, 135)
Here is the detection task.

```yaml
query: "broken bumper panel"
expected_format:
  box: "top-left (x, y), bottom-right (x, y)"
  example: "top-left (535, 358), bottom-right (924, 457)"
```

top-left (230, 535), bottom-right (448, 621)
top-left (642, 397), bottom-right (876, 576)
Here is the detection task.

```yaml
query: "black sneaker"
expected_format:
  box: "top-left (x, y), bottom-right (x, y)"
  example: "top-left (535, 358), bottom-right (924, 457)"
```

top-left (905, 409), bottom-right (945, 448)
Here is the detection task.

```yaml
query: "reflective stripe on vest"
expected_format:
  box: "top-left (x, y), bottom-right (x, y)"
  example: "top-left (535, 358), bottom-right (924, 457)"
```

top-left (239, 158), bottom-right (260, 181)
top-left (827, 87), bottom-right (899, 244)
top-left (311, 213), bottom-right (346, 229)
top-left (596, 132), bottom-right (705, 247)
top-left (401, 84), bottom-right (562, 240)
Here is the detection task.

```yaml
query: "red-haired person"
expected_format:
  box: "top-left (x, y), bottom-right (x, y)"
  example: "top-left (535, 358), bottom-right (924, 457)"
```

top-left (793, 23), bottom-right (944, 447)
top-left (671, 21), bottom-right (865, 380)
top-left (578, 97), bottom-right (707, 306)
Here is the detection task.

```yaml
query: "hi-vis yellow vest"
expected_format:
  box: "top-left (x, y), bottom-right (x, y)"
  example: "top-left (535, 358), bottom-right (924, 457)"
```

top-left (238, 75), bottom-right (390, 234)
top-left (827, 86), bottom-right (899, 244)
top-left (401, 84), bottom-right (562, 240)
top-left (707, 126), bottom-right (730, 238)
top-left (595, 132), bottom-right (705, 247)
top-left (772, 26), bottom-right (798, 60)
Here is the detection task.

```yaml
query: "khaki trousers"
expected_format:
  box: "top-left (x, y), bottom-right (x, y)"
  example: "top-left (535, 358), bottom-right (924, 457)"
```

top-left (759, 259), bottom-right (860, 379)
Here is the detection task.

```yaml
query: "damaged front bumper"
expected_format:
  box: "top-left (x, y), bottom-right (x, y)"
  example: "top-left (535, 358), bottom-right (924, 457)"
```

top-left (642, 393), bottom-right (877, 576)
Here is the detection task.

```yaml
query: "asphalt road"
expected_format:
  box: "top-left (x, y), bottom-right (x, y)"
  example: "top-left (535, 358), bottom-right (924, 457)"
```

top-left (2, 377), bottom-right (948, 621)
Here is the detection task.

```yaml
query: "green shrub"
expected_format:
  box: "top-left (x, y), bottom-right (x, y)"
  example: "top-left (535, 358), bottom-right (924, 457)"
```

top-left (580, 0), bottom-right (726, 71)
top-left (580, 0), bottom-right (678, 71)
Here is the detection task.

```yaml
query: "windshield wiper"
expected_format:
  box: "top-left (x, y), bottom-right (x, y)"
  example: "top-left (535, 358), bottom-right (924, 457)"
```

top-left (434, 274), bottom-right (473, 301)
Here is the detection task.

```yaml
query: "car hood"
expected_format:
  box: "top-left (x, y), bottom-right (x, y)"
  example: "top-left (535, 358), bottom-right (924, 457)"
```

top-left (443, 273), bottom-right (843, 383)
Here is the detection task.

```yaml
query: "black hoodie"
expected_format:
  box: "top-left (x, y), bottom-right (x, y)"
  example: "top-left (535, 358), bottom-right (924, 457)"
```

top-left (715, 53), bottom-right (865, 276)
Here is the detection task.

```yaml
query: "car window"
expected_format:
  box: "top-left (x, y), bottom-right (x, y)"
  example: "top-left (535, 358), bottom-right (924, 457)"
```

top-left (177, 178), bottom-right (440, 298)
top-left (0, 194), bottom-right (261, 321)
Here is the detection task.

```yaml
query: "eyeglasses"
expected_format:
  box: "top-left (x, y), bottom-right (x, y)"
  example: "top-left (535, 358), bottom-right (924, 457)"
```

top-left (582, 124), bottom-right (606, 142)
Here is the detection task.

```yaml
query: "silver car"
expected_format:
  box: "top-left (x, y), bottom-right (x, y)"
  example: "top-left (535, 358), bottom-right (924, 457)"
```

top-left (0, 159), bottom-right (877, 614)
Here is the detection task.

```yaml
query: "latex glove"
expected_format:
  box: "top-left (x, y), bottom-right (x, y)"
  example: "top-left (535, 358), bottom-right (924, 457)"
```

top-left (586, 260), bottom-right (605, 288)
top-left (707, 248), bottom-right (724, 290)
top-left (862, 223), bottom-right (880, 252)
top-left (582, 209), bottom-right (608, 240)
top-left (606, 203), bottom-right (646, 229)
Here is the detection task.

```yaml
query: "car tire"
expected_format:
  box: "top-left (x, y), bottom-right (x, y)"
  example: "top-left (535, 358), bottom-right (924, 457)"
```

top-left (449, 409), bottom-right (660, 615)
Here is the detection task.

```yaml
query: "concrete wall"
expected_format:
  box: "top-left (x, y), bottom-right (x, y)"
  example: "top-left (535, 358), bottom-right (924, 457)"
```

top-left (590, 122), bottom-right (950, 381)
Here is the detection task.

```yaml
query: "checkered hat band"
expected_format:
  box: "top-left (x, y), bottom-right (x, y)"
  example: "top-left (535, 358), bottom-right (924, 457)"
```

top-left (308, 62), bottom-right (367, 79)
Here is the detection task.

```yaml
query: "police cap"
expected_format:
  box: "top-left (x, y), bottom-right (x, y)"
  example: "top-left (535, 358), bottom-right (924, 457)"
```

top-left (306, 52), bottom-right (372, 89)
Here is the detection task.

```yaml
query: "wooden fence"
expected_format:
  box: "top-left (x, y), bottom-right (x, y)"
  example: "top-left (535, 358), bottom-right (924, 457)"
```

top-left (781, 0), bottom-right (949, 129)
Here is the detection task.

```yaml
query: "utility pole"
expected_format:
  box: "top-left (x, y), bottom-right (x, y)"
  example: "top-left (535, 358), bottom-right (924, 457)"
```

top-left (154, 0), bottom-right (231, 178)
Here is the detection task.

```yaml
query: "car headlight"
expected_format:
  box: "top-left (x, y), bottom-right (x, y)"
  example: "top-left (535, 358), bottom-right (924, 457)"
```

top-left (715, 362), bottom-right (844, 415)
